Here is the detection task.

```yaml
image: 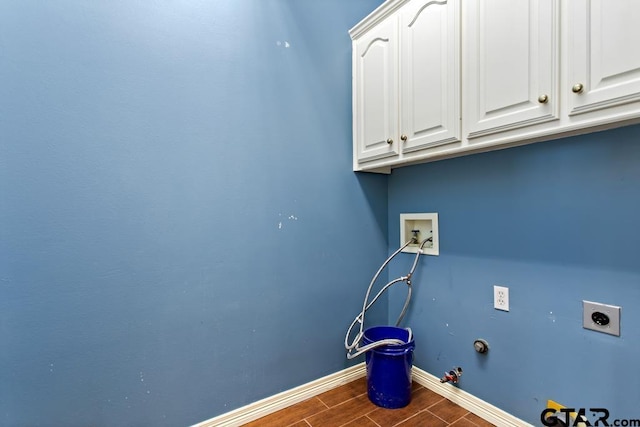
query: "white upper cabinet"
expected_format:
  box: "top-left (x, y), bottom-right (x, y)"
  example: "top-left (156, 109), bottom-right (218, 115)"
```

top-left (353, 16), bottom-right (399, 164)
top-left (351, 0), bottom-right (460, 172)
top-left (463, 0), bottom-right (559, 139)
top-left (567, 0), bottom-right (640, 117)
top-left (399, 0), bottom-right (460, 153)
top-left (350, 0), bottom-right (640, 172)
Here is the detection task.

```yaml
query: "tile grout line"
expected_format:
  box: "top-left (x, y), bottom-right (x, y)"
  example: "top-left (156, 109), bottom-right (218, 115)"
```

top-left (390, 409), bottom-right (436, 427)
top-left (316, 396), bottom-right (330, 410)
top-left (465, 414), bottom-right (491, 427)
top-left (371, 389), bottom-right (450, 427)
top-left (299, 406), bottom-right (329, 427)
top-left (427, 396), bottom-right (446, 409)
top-left (309, 393), bottom-right (378, 427)
top-left (316, 390), bottom-right (367, 409)
top-left (333, 397), bottom-right (380, 427)
top-left (291, 396), bottom-right (332, 427)
top-left (447, 410), bottom-right (471, 425)
top-left (366, 415), bottom-right (383, 427)
top-left (350, 405), bottom-right (378, 427)
top-left (425, 407), bottom-right (459, 425)
top-left (382, 395), bottom-right (448, 427)
top-left (328, 393), bottom-right (367, 409)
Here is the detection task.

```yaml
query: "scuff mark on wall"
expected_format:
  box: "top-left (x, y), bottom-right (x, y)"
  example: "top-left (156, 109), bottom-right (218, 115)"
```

top-left (277, 213), bottom-right (299, 229)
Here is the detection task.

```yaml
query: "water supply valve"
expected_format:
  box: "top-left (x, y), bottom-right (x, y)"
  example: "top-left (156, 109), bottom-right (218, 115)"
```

top-left (440, 367), bottom-right (463, 384)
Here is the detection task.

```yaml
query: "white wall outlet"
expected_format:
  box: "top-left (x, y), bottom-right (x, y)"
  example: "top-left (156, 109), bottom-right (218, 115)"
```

top-left (494, 285), bottom-right (509, 311)
top-left (399, 213), bottom-right (439, 255)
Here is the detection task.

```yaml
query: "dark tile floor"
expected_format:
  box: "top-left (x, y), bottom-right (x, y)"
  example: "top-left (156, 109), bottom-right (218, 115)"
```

top-left (243, 377), bottom-right (496, 427)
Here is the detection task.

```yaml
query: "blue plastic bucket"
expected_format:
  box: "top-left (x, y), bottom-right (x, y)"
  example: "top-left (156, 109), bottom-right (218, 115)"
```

top-left (362, 326), bottom-right (415, 409)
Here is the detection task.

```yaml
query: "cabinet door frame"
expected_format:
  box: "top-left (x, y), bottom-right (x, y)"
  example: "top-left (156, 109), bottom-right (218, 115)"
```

top-left (399, 0), bottom-right (461, 153)
top-left (353, 16), bottom-right (400, 164)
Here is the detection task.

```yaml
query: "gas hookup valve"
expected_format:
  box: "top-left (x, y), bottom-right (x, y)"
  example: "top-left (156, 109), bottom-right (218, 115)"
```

top-left (440, 367), bottom-right (463, 384)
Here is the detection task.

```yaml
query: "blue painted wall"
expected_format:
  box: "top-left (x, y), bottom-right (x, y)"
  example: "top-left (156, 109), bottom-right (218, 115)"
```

top-left (0, 1), bottom-right (387, 425)
top-left (388, 125), bottom-right (640, 424)
top-left (6, 0), bottom-right (636, 425)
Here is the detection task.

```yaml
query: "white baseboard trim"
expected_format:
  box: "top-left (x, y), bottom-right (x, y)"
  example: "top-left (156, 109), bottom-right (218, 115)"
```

top-left (412, 367), bottom-right (533, 427)
top-left (191, 363), bottom-right (366, 427)
top-left (192, 363), bottom-right (532, 427)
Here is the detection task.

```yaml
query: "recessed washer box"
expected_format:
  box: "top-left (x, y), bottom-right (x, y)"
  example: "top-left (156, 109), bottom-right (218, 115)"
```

top-left (400, 213), bottom-right (439, 255)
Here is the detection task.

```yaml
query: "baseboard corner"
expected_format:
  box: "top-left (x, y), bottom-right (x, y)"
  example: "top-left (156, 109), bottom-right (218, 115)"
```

top-left (412, 367), bottom-right (533, 427)
top-left (193, 363), bottom-right (532, 427)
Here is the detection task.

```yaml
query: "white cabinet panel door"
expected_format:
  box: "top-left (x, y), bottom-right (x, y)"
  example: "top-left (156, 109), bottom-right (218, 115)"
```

top-left (354, 17), bottom-right (399, 163)
top-left (399, 0), bottom-right (460, 153)
top-left (568, 0), bottom-right (640, 116)
top-left (464, 0), bottom-right (559, 139)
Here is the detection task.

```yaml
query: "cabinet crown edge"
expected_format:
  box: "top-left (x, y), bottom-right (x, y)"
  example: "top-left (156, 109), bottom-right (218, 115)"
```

top-left (349, 0), bottom-right (411, 40)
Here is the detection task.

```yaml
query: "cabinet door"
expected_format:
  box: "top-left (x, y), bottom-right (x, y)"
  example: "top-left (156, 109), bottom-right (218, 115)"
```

top-left (353, 17), bottom-right (399, 164)
top-left (399, 0), bottom-right (460, 153)
top-left (568, 0), bottom-right (640, 116)
top-left (463, 0), bottom-right (559, 140)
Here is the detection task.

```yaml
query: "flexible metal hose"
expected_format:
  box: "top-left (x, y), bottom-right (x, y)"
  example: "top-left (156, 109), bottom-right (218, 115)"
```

top-left (344, 238), bottom-right (430, 359)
